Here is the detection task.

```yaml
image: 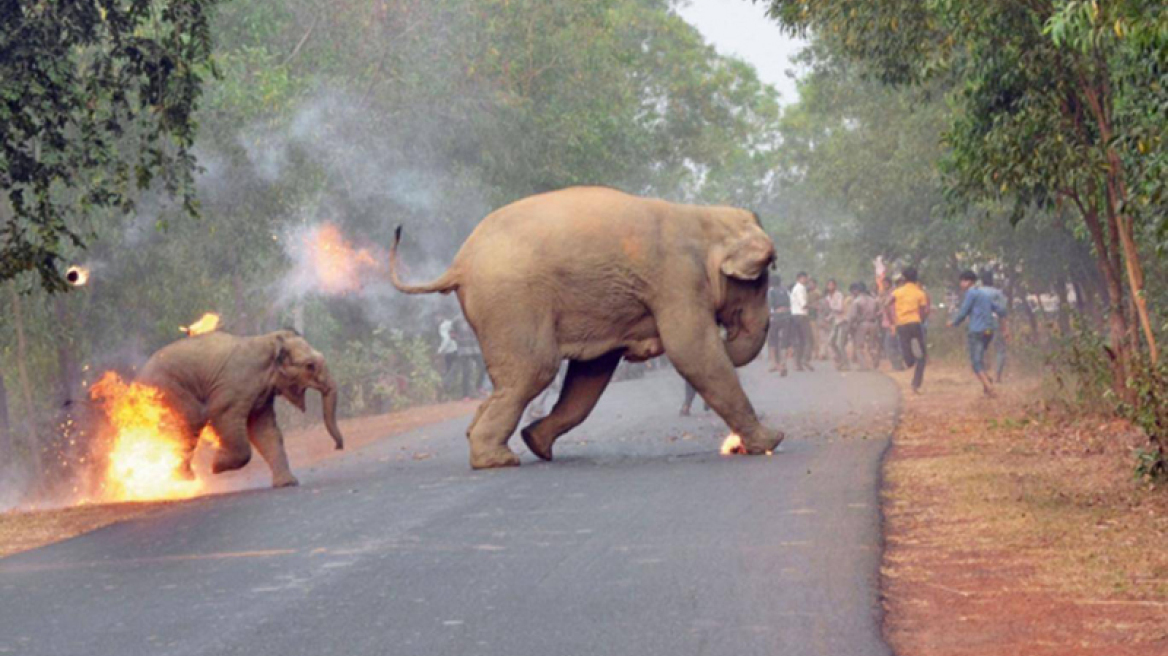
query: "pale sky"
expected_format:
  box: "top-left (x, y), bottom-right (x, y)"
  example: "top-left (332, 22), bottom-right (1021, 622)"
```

top-left (674, 0), bottom-right (807, 105)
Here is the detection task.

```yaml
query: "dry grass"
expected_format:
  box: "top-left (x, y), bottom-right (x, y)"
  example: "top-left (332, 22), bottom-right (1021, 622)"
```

top-left (882, 365), bottom-right (1168, 656)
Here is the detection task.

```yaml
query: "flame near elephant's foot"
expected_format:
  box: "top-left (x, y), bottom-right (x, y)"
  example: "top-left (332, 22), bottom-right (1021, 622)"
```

top-left (719, 433), bottom-right (773, 456)
top-left (89, 372), bottom-right (215, 502)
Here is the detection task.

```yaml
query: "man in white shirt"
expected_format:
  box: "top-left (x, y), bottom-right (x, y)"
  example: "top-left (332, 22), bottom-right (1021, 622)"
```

top-left (790, 272), bottom-right (814, 371)
top-left (438, 316), bottom-right (459, 397)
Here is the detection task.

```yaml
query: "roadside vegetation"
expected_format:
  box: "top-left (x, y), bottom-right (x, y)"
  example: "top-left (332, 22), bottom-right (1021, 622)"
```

top-left (762, 0), bottom-right (1166, 478)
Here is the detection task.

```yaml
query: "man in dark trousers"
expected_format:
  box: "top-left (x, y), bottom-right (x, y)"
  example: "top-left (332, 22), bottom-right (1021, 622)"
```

top-left (790, 271), bottom-right (814, 372)
top-left (887, 267), bottom-right (930, 392)
top-left (767, 274), bottom-right (792, 376)
top-left (949, 270), bottom-right (1008, 397)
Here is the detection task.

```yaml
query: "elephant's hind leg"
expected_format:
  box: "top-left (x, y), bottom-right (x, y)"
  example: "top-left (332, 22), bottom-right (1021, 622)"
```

top-left (467, 349), bottom-right (560, 470)
top-left (521, 351), bottom-right (621, 461)
top-left (248, 406), bottom-right (298, 488)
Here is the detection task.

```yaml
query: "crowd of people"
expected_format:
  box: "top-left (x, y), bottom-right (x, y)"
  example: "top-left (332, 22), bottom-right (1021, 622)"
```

top-left (765, 270), bottom-right (907, 378)
top-left (763, 266), bottom-right (1009, 397)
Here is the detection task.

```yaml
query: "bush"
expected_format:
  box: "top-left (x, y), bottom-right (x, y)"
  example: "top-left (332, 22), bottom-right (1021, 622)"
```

top-left (1122, 360), bottom-right (1168, 482)
top-left (1050, 324), bottom-right (1168, 482)
top-left (331, 328), bottom-right (443, 417)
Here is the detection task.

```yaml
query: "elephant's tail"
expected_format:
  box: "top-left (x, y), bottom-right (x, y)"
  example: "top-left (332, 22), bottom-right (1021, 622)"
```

top-left (388, 226), bottom-right (460, 295)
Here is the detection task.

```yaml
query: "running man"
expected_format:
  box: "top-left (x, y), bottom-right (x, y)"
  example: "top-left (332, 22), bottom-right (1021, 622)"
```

top-left (888, 267), bottom-right (929, 392)
top-left (980, 270), bottom-right (1009, 382)
top-left (949, 270), bottom-right (1008, 397)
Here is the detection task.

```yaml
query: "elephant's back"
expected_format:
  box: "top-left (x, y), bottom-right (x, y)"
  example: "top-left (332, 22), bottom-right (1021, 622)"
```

top-left (453, 187), bottom-right (686, 274)
top-left (452, 188), bottom-right (700, 353)
top-left (477, 186), bottom-right (663, 234)
top-left (138, 333), bottom-right (239, 392)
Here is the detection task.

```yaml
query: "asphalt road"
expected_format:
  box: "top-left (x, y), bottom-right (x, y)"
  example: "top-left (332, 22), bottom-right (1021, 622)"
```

top-left (0, 362), bottom-right (898, 656)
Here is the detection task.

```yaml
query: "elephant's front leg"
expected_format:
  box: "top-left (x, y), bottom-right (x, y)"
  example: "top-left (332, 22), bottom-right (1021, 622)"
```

top-left (248, 406), bottom-right (299, 488)
top-left (208, 408), bottom-right (253, 474)
top-left (521, 351), bottom-right (622, 461)
top-left (656, 311), bottom-right (783, 453)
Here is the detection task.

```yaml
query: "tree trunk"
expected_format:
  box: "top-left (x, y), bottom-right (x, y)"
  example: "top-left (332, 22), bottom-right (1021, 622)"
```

top-left (1018, 285), bottom-right (1040, 340)
top-left (1070, 266), bottom-right (1102, 331)
top-left (232, 272), bottom-right (250, 334)
top-left (1078, 206), bottom-right (1131, 400)
top-left (1081, 72), bottom-right (1158, 364)
top-left (1055, 277), bottom-right (1072, 336)
top-left (53, 296), bottom-right (80, 408)
top-left (8, 283), bottom-right (39, 462)
top-left (0, 370), bottom-right (11, 460)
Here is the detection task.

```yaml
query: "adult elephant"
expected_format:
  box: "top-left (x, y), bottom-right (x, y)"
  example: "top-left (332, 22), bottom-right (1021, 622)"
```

top-left (390, 186), bottom-right (783, 469)
top-left (137, 330), bottom-right (344, 487)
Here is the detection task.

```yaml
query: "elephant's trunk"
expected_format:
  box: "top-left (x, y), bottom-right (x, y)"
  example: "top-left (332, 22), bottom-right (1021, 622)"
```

top-left (723, 305), bottom-right (769, 367)
top-left (318, 366), bottom-right (344, 450)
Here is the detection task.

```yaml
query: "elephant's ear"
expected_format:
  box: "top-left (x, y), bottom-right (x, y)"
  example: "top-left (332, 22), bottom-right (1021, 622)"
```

top-left (720, 234), bottom-right (775, 280)
top-left (274, 332), bottom-right (290, 365)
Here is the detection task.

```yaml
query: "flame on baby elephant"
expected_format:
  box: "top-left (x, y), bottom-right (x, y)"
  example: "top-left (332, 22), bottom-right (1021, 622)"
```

top-left (88, 372), bottom-right (210, 502)
top-left (182, 312), bottom-right (221, 336)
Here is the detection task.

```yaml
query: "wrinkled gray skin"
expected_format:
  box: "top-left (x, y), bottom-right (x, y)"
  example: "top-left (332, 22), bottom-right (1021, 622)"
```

top-left (390, 186), bottom-right (783, 469)
top-left (137, 330), bottom-right (344, 487)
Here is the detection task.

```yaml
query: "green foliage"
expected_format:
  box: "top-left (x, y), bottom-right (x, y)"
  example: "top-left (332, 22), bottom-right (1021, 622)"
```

top-left (330, 328), bottom-right (442, 416)
top-left (1121, 360), bottom-right (1168, 482)
top-left (0, 0), bottom-right (221, 291)
top-left (1050, 324), bottom-right (1168, 481)
top-left (1049, 323), bottom-right (1115, 412)
top-left (762, 0), bottom-right (1166, 476)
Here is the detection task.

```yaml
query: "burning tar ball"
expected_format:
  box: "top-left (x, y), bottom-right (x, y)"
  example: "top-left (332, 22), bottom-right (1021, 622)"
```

top-left (66, 265), bottom-right (90, 287)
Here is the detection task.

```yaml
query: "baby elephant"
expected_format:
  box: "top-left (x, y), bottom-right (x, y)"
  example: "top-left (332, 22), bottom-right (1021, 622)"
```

top-left (137, 330), bottom-right (344, 487)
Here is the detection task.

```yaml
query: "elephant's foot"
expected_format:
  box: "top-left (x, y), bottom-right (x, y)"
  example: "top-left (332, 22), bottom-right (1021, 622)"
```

top-left (211, 449), bottom-right (251, 474)
top-left (520, 424), bottom-right (555, 462)
top-left (742, 428), bottom-right (785, 455)
top-left (272, 474), bottom-right (300, 488)
top-left (469, 446), bottom-right (521, 470)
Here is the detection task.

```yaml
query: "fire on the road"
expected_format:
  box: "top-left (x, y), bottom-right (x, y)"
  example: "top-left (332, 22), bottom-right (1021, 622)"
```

top-left (89, 372), bottom-right (215, 502)
top-left (182, 312), bottom-right (221, 336)
top-left (721, 434), bottom-right (745, 455)
top-left (719, 434), bottom-right (773, 456)
top-left (305, 223), bottom-right (381, 294)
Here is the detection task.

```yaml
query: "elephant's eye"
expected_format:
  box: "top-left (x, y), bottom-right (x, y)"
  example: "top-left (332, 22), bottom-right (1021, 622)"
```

top-left (306, 362), bottom-right (316, 372)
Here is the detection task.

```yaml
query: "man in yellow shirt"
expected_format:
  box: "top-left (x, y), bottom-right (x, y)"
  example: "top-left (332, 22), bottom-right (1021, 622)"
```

top-left (888, 267), bottom-right (930, 392)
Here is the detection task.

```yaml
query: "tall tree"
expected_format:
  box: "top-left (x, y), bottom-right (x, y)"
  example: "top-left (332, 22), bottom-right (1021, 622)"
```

top-left (760, 0), bottom-right (1165, 381)
top-left (0, 0), bottom-right (221, 291)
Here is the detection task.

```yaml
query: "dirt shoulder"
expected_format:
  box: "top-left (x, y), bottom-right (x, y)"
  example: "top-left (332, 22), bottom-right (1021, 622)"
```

top-left (881, 365), bottom-right (1168, 656)
top-left (0, 399), bottom-right (478, 560)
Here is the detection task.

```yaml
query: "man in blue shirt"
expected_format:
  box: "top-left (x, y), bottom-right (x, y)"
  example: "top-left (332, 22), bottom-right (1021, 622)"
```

top-left (949, 270), bottom-right (1008, 397)
top-left (980, 271), bottom-right (1009, 382)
